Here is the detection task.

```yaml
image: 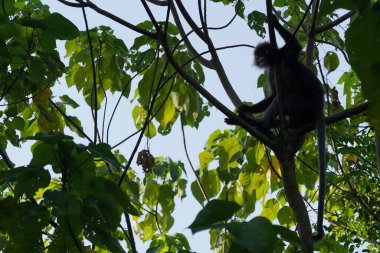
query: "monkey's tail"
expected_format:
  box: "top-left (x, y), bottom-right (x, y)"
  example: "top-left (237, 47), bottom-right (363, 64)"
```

top-left (312, 110), bottom-right (326, 242)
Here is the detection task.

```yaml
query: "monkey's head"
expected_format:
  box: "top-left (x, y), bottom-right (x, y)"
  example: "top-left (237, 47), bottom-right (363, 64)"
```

top-left (254, 42), bottom-right (275, 68)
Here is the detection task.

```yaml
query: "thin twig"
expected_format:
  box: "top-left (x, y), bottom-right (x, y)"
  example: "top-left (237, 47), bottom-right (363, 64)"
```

top-left (181, 118), bottom-right (209, 202)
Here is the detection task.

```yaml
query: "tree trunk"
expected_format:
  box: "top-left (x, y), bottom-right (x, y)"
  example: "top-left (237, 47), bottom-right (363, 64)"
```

top-left (277, 149), bottom-right (314, 253)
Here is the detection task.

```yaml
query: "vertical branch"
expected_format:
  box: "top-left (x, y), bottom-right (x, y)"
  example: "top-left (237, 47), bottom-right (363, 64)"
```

top-left (375, 134), bottom-right (380, 177)
top-left (278, 153), bottom-right (313, 252)
top-left (82, 7), bottom-right (100, 144)
top-left (124, 213), bottom-right (137, 253)
top-left (194, 0), bottom-right (242, 107)
top-left (266, 1), bottom-right (285, 130)
top-left (266, 0), bottom-right (277, 47)
top-left (181, 118), bottom-right (209, 202)
top-left (305, 0), bottom-right (319, 67)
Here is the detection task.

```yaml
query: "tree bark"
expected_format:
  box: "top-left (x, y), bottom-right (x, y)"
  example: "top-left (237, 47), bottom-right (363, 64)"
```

top-left (276, 146), bottom-right (313, 253)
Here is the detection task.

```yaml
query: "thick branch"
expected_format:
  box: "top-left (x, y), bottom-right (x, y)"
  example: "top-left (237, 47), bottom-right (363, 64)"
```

top-left (75, 0), bottom-right (158, 39)
top-left (57, 0), bottom-right (85, 7)
top-left (146, 0), bottom-right (168, 6)
top-left (315, 10), bottom-right (355, 34)
top-left (277, 152), bottom-right (313, 253)
top-left (375, 134), bottom-right (380, 177)
top-left (293, 102), bottom-right (369, 136)
top-left (305, 0), bottom-right (319, 67)
top-left (0, 147), bottom-right (15, 168)
top-left (176, 1), bottom-right (242, 107)
top-left (174, 0), bottom-right (207, 42)
top-left (171, 4), bottom-right (214, 69)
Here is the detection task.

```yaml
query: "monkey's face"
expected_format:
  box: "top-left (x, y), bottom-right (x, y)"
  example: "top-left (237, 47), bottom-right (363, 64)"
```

top-left (254, 42), bottom-right (274, 68)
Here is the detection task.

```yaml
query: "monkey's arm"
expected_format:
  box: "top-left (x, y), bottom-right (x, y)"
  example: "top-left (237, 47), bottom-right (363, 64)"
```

top-left (239, 95), bottom-right (274, 113)
top-left (273, 16), bottom-right (302, 55)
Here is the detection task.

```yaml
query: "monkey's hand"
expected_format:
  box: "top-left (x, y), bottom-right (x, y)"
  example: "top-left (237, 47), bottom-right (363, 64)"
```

top-left (224, 117), bottom-right (239, 126)
top-left (237, 104), bottom-right (254, 114)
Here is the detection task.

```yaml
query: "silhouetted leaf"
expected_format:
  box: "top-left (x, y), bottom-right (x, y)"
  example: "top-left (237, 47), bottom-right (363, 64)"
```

top-left (189, 200), bottom-right (241, 233)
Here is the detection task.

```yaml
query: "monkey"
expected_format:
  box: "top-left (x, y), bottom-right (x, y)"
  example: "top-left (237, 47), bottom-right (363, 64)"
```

top-left (225, 15), bottom-right (326, 241)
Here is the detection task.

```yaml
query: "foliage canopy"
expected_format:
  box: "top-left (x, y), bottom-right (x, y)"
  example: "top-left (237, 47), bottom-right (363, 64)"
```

top-left (0, 0), bottom-right (379, 252)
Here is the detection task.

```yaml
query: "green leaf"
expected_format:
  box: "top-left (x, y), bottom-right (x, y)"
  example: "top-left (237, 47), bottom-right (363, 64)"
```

top-left (44, 13), bottom-right (80, 40)
top-left (0, 0), bottom-right (14, 13)
top-left (191, 180), bottom-right (206, 204)
top-left (257, 73), bottom-right (267, 88)
top-left (235, 0), bottom-right (245, 18)
top-left (11, 116), bottom-right (24, 131)
top-left (26, 132), bottom-right (73, 143)
top-left (65, 115), bottom-right (85, 138)
top-left (0, 23), bottom-right (18, 39)
top-left (273, 225), bottom-right (302, 246)
top-left (189, 200), bottom-right (241, 233)
top-left (217, 137), bottom-right (242, 170)
top-left (323, 51), bottom-right (339, 74)
top-left (0, 39), bottom-right (11, 63)
top-left (169, 160), bottom-right (182, 181)
top-left (199, 150), bottom-right (214, 172)
top-left (60, 95), bottom-right (80, 108)
top-left (29, 142), bottom-right (57, 168)
top-left (273, 0), bottom-right (286, 7)
top-left (103, 180), bottom-right (140, 216)
top-left (0, 167), bottom-right (50, 198)
top-left (247, 11), bottom-right (266, 38)
top-left (277, 206), bottom-right (294, 226)
top-left (88, 227), bottom-right (126, 253)
top-left (319, 0), bottom-right (359, 16)
top-left (0, 198), bottom-right (50, 252)
top-left (155, 96), bottom-right (175, 129)
top-left (346, 8), bottom-right (380, 131)
top-left (19, 17), bottom-right (48, 29)
top-left (88, 143), bottom-right (121, 171)
top-left (227, 218), bottom-right (277, 252)
top-left (202, 169), bottom-right (221, 199)
top-left (43, 190), bottom-right (82, 217)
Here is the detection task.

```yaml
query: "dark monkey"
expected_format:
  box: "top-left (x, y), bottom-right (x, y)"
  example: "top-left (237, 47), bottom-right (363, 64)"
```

top-left (226, 16), bottom-right (326, 241)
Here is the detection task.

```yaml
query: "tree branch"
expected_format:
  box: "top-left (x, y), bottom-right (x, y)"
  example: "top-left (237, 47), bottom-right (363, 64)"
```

top-left (375, 134), bottom-right (380, 177)
top-left (316, 39), bottom-right (350, 64)
top-left (293, 102), bottom-right (369, 136)
top-left (56, 0), bottom-right (85, 7)
top-left (75, 0), bottom-right (158, 39)
top-left (305, 0), bottom-right (319, 67)
top-left (174, 0), bottom-right (207, 42)
top-left (0, 146), bottom-right (15, 168)
top-left (277, 152), bottom-right (313, 253)
top-left (171, 4), bottom-right (214, 69)
top-left (165, 0), bottom-right (242, 108)
top-left (315, 10), bottom-right (356, 34)
top-left (146, 0), bottom-right (168, 6)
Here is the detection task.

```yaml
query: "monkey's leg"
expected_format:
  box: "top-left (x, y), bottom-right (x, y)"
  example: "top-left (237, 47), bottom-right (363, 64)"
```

top-left (282, 94), bottom-right (320, 127)
top-left (258, 99), bottom-right (279, 129)
top-left (224, 114), bottom-right (261, 126)
top-left (239, 95), bottom-right (275, 114)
